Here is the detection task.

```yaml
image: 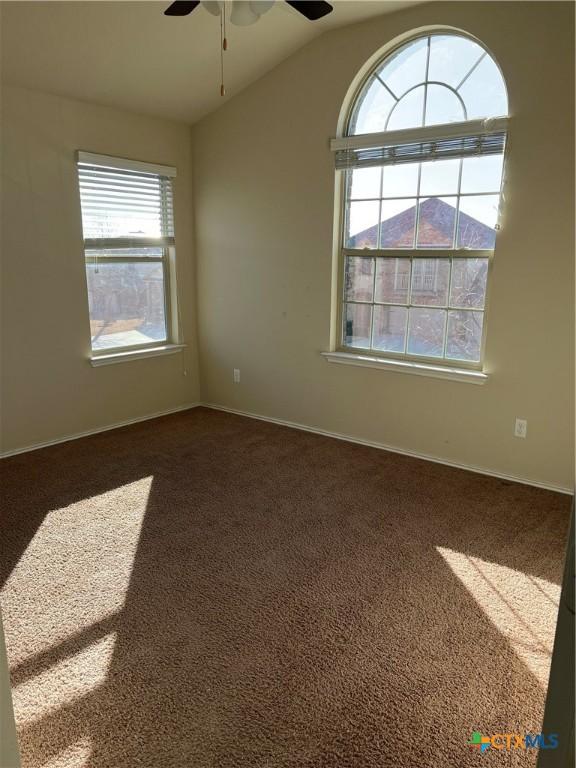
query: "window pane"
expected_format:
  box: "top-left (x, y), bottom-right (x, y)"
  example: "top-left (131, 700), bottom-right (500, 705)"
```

top-left (457, 195), bottom-right (499, 249)
top-left (344, 303), bottom-right (372, 348)
top-left (419, 159), bottom-right (460, 196)
top-left (349, 167), bottom-right (381, 200)
top-left (417, 197), bottom-right (457, 248)
top-left (446, 310), bottom-right (483, 362)
top-left (450, 258), bottom-right (488, 309)
top-left (407, 308), bottom-right (446, 357)
top-left (380, 199), bottom-right (416, 248)
top-left (428, 35), bottom-right (486, 88)
top-left (350, 78), bottom-right (395, 135)
top-left (424, 84), bottom-right (466, 126)
top-left (375, 258), bottom-right (411, 304)
top-left (410, 258), bottom-right (450, 306)
top-left (461, 155), bottom-right (504, 194)
top-left (379, 36), bottom-right (429, 98)
top-left (344, 256), bottom-right (374, 302)
top-left (458, 54), bottom-right (508, 119)
top-left (381, 163), bottom-right (419, 198)
top-left (373, 306), bottom-right (408, 353)
top-left (346, 200), bottom-right (380, 248)
top-left (386, 85), bottom-right (425, 131)
top-left (86, 261), bottom-right (167, 351)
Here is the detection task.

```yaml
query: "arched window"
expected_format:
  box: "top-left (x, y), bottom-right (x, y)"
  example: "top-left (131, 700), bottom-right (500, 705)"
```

top-left (331, 33), bottom-right (508, 371)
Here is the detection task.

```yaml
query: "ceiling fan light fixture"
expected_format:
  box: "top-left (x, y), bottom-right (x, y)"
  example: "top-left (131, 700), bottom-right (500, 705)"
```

top-left (201, 1), bottom-right (223, 15)
top-left (249, 0), bottom-right (275, 16)
top-left (230, 0), bottom-right (259, 25)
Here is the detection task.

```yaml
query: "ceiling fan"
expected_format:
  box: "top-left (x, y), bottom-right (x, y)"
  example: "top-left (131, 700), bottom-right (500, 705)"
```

top-left (164, 1), bottom-right (333, 96)
top-left (164, 1), bottom-right (334, 24)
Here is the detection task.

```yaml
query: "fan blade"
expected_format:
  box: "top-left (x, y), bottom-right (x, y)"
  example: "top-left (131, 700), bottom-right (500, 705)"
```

top-left (164, 1), bottom-right (200, 16)
top-left (285, 1), bottom-right (332, 21)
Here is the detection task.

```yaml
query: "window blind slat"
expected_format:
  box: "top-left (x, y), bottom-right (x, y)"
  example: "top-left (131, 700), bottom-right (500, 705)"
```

top-left (79, 181), bottom-right (167, 195)
top-left (80, 202), bottom-right (172, 214)
top-left (334, 131), bottom-right (506, 170)
top-left (84, 237), bottom-right (175, 249)
top-left (78, 161), bottom-right (174, 242)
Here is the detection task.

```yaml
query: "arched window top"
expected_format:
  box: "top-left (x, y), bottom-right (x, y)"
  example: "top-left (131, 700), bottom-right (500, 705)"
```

top-left (349, 33), bottom-right (508, 136)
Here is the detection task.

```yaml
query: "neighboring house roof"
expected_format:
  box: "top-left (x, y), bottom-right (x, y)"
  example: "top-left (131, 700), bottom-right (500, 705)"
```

top-left (349, 197), bottom-right (495, 250)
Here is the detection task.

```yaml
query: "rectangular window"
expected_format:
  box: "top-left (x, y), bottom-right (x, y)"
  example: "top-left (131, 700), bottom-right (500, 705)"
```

top-left (77, 152), bottom-right (178, 356)
top-left (337, 130), bottom-right (505, 369)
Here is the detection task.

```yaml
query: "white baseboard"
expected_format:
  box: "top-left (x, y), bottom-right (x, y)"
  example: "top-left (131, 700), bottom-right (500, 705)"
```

top-left (0, 403), bottom-right (201, 459)
top-left (203, 402), bottom-right (574, 496)
top-left (2, 399), bottom-right (572, 496)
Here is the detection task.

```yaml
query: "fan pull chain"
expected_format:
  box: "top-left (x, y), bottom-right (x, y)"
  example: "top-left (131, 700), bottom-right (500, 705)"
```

top-left (220, 2), bottom-right (227, 96)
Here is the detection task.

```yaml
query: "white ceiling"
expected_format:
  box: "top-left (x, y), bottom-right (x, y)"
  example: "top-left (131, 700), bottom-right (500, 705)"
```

top-left (1, 1), bottom-right (423, 124)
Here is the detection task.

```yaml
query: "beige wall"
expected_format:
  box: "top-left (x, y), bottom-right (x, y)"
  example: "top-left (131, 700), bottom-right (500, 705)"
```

top-left (1, 3), bottom-right (573, 490)
top-left (1, 86), bottom-right (199, 453)
top-left (192, 1), bottom-right (575, 491)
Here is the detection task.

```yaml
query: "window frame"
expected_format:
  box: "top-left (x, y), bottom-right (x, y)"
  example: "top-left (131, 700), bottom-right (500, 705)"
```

top-left (337, 247), bottom-right (494, 371)
top-left (84, 248), bottom-right (174, 357)
top-left (334, 32), bottom-right (508, 373)
top-left (77, 151), bottom-right (180, 359)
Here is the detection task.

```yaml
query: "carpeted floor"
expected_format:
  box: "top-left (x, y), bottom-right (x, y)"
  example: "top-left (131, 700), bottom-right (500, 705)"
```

top-left (0, 407), bottom-right (571, 768)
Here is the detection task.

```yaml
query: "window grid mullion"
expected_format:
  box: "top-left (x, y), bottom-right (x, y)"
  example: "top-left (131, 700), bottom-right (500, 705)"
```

top-left (421, 35), bottom-right (431, 127)
top-left (375, 73), bottom-right (399, 102)
top-left (454, 156), bottom-right (464, 250)
top-left (369, 256), bottom-right (378, 350)
top-left (367, 298), bottom-right (484, 312)
top-left (440, 309), bottom-right (449, 360)
top-left (84, 255), bottom-right (165, 263)
top-left (441, 261), bottom-right (454, 359)
top-left (412, 164), bottom-right (423, 251)
top-left (406, 303), bottom-right (415, 357)
top-left (349, 191), bottom-right (501, 203)
top-left (377, 165), bottom-right (384, 250)
top-left (343, 248), bottom-right (492, 259)
top-left (455, 51), bottom-right (487, 92)
top-left (401, 303), bottom-right (408, 353)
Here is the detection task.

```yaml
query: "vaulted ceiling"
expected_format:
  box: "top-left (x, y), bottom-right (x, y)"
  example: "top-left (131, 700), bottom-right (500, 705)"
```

top-left (1, 1), bottom-right (424, 124)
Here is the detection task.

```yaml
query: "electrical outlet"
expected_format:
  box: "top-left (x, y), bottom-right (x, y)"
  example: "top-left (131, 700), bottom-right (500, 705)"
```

top-left (514, 418), bottom-right (527, 439)
top-left (233, 368), bottom-right (240, 384)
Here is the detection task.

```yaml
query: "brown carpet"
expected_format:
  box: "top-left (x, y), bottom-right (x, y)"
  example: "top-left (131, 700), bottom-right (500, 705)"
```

top-left (0, 407), bottom-right (570, 768)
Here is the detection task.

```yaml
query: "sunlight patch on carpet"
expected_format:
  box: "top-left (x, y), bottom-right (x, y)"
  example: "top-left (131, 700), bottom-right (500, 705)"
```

top-left (1, 477), bottom-right (152, 668)
top-left (436, 547), bottom-right (560, 686)
top-left (12, 634), bottom-right (115, 725)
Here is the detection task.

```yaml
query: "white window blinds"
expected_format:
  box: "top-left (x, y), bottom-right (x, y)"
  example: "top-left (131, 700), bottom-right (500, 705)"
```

top-left (77, 152), bottom-right (176, 248)
top-left (331, 117), bottom-right (508, 171)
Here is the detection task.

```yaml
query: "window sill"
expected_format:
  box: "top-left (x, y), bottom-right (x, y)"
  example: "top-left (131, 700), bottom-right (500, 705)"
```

top-left (90, 344), bottom-right (185, 367)
top-left (321, 351), bottom-right (488, 384)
